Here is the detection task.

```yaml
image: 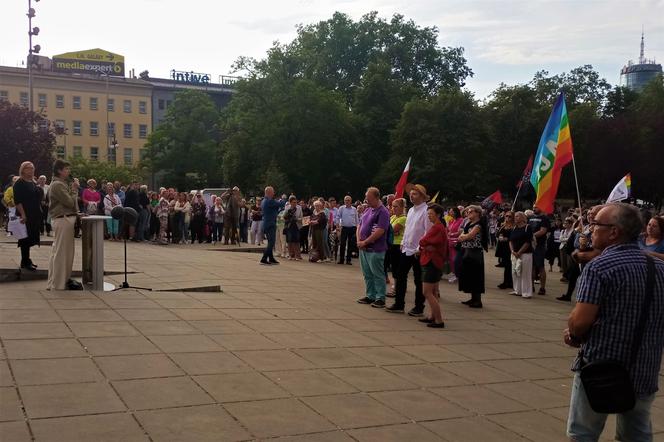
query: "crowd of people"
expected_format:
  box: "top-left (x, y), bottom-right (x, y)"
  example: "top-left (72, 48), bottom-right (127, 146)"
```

top-left (2, 160), bottom-right (664, 441)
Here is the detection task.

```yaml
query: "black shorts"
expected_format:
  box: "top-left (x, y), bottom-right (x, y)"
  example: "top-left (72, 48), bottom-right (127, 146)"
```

top-left (422, 261), bottom-right (442, 283)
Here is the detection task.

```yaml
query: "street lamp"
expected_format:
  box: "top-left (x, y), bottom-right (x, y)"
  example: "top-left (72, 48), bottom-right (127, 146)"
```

top-left (27, 0), bottom-right (42, 112)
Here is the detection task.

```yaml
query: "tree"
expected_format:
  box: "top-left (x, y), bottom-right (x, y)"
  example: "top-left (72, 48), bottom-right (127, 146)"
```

top-left (386, 89), bottom-right (489, 200)
top-left (144, 90), bottom-right (221, 190)
top-left (68, 157), bottom-right (143, 185)
top-left (530, 65), bottom-right (611, 111)
top-left (0, 101), bottom-right (55, 183)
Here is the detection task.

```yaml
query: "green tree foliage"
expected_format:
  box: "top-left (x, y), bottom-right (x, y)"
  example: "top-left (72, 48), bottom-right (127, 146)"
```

top-left (387, 89), bottom-right (489, 200)
top-left (145, 90), bottom-right (221, 190)
top-left (0, 101), bottom-right (55, 182)
top-left (68, 157), bottom-right (143, 185)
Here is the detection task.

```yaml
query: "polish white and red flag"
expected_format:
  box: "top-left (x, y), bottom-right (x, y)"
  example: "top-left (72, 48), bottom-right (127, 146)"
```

top-left (394, 157), bottom-right (411, 199)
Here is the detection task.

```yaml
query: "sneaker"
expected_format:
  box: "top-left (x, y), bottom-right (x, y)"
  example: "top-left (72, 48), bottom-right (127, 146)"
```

top-left (259, 260), bottom-right (271, 265)
top-left (468, 301), bottom-right (483, 308)
top-left (269, 260), bottom-right (280, 265)
top-left (371, 299), bottom-right (385, 308)
top-left (448, 276), bottom-right (457, 283)
top-left (538, 288), bottom-right (546, 295)
top-left (385, 304), bottom-right (404, 313)
top-left (534, 279), bottom-right (541, 284)
top-left (357, 297), bottom-right (373, 304)
top-left (386, 292), bottom-right (396, 298)
top-left (407, 308), bottom-right (424, 317)
top-left (557, 295), bottom-right (571, 301)
top-left (509, 291), bottom-right (519, 296)
top-left (427, 322), bottom-right (445, 328)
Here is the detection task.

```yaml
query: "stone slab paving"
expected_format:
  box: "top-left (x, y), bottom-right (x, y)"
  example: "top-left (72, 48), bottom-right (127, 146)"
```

top-left (0, 238), bottom-right (663, 441)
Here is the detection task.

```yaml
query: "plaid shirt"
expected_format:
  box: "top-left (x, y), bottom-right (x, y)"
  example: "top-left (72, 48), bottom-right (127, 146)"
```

top-left (572, 243), bottom-right (664, 396)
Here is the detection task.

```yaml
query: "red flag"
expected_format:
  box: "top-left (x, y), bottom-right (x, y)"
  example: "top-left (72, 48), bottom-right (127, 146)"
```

top-left (481, 190), bottom-right (503, 209)
top-left (394, 157), bottom-right (411, 199)
top-left (516, 154), bottom-right (534, 189)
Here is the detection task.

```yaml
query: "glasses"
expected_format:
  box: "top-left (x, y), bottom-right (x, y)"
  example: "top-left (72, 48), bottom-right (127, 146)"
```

top-left (589, 222), bottom-right (614, 230)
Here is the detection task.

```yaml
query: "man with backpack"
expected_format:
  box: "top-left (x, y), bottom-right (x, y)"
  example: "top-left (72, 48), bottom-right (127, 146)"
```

top-left (386, 184), bottom-right (432, 316)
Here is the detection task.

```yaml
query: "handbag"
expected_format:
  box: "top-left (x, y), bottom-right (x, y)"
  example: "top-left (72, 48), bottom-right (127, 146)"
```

top-left (579, 255), bottom-right (656, 414)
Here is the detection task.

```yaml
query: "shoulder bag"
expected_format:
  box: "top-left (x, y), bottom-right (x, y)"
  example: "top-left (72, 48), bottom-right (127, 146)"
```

top-left (579, 255), bottom-right (656, 413)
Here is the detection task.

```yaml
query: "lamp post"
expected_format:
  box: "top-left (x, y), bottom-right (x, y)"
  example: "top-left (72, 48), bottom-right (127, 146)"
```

top-left (27, 0), bottom-right (42, 112)
top-left (110, 135), bottom-right (119, 165)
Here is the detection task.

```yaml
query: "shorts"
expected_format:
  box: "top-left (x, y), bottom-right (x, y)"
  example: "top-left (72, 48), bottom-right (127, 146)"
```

top-left (533, 246), bottom-right (546, 268)
top-left (422, 261), bottom-right (442, 283)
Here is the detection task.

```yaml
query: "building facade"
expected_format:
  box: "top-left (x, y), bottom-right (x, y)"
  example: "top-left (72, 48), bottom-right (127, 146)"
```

top-left (0, 65), bottom-right (152, 166)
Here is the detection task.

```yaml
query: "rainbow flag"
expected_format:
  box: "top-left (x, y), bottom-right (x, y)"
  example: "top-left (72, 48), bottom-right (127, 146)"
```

top-left (606, 173), bottom-right (631, 203)
top-left (530, 92), bottom-right (573, 213)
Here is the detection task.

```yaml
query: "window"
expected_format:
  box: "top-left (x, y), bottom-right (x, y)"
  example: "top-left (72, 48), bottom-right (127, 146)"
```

top-left (107, 147), bottom-right (116, 163)
top-left (73, 121), bottom-right (82, 136)
top-left (123, 100), bottom-right (131, 113)
top-left (0, 90), bottom-right (8, 102)
top-left (139, 124), bottom-right (148, 139)
top-left (124, 148), bottom-right (133, 165)
top-left (38, 119), bottom-right (49, 132)
top-left (73, 96), bottom-right (81, 109)
top-left (56, 95), bottom-right (64, 108)
top-left (108, 122), bottom-right (115, 137)
top-left (90, 97), bottom-right (98, 110)
top-left (55, 120), bottom-right (66, 133)
top-left (38, 93), bottom-right (47, 107)
top-left (139, 101), bottom-right (147, 114)
top-left (139, 148), bottom-right (148, 161)
top-left (20, 92), bottom-right (28, 107)
top-left (56, 146), bottom-right (66, 159)
top-left (73, 146), bottom-right (82, 158)
top-left (158, 99), bottom-right (165, 110)
top-left (107, 98), bottom-right (114, 112)
top-left (90, 121), bottom-right (99, 136)
top-left (90, 146), bottom-right (99, 162)
top-left (123, 123), bottom-right (132, 138)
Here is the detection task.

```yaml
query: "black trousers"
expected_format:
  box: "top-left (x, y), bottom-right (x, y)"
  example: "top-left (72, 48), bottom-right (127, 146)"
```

top-left (338, 226), bottom-right (356, 263)
top-left (502, 254), bottom-right (513, 287)
top-left (564, 262), bottom-right (581, 297)
top-left (300, 226), bottom-right (309, 253)
top-left (394, 253), bottom-right (424, 310)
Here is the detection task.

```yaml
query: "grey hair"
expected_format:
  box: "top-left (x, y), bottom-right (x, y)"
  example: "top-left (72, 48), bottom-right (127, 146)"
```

top-left (605, 203), bottom-right (643, 242)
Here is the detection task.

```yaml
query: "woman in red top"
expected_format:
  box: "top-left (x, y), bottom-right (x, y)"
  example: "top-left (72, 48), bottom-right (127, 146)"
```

top-left (419, 204), bottom-right (448, 328)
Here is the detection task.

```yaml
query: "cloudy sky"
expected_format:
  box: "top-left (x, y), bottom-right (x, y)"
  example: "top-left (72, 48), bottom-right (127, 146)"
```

top-left (1, 0), bottom-right (662, 98)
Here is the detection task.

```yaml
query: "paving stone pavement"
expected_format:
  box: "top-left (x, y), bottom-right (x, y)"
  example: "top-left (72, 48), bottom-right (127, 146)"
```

top-left (0, 238), bottom-right (663, 441)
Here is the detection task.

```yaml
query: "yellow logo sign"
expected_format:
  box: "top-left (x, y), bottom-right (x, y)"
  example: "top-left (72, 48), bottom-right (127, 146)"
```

top-left (52, 48), bottom-right (125, 76)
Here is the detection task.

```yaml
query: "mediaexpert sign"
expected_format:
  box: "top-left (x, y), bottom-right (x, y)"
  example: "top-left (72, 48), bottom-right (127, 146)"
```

top-left (52, 48), bottom-right (125, 77)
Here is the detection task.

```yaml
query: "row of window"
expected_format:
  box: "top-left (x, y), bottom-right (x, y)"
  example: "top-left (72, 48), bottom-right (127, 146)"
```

top-left (55, 146), bottom-right (146, 165)
top-left (1, 90), bottom-right (148, 114)
top-left (53, 120), bottom-right (148, 139)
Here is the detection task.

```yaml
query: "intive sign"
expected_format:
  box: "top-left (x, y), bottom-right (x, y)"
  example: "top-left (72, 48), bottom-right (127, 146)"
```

top-left (171, 70), bottom-right (210, 85)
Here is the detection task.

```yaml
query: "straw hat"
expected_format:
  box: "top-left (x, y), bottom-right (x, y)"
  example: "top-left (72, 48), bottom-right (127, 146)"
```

top-left (406, 183), bottom-right (430, 201)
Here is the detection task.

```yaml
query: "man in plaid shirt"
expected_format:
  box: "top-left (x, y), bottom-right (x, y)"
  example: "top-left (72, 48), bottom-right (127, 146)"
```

top-left (564, 203), bottom-right (664, 441)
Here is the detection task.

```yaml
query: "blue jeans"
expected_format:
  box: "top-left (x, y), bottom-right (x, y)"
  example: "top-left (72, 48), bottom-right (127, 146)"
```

top-left (567, 373), bottom-right (655, 442)
top-left (360, 250), bottom-right (386, 301)
top-left (262, 224), bottom-right (277, 261)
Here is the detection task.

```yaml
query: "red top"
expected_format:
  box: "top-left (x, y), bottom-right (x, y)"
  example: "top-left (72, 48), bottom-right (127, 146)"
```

top-left (419, 222), bottom-right (448, 269)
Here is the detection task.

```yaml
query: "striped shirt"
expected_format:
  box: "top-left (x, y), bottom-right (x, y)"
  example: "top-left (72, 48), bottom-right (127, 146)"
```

top-left (572, 243), bottom-right (664, 396)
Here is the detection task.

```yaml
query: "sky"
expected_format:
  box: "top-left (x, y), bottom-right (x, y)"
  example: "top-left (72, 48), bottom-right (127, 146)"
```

top-left (1, 0), bottom-right (662, 98)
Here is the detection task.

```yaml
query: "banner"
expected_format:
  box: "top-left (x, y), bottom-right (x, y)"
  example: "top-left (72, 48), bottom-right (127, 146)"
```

top-left (52, 48), bottom-right (125, 77)
top-left (606, 173), bottom-right (631, 203)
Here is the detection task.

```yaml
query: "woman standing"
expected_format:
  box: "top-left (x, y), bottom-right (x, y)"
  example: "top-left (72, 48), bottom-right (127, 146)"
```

top-left (639, 216), bottom-right (664, 260)
top-left (284, 196), bottom-right (303, 260)
top-left (509, 212), bottom-right (533, 298)
top-left (13, 162), bottom-right (42, 271)
top-left (309, 200), bottom-right (327, 262)
top-left (82, 179), bottom-right (101, 215)
top-left (418, 204), bottom-right (448, 328)
top-left (387, 198), bottom-right (407, 297)
top-left (103, 183), bottom-right (122, 240)
top-left (212, 197), bottom-right (225, 244)
top-left (174, 193), bottom-right (191, 244)
top-left (546, 218), bottom-right (562, 272)
top-left (558, 217), bottom-right (575, 279)
top-left (496, 211), bottom-right (515, 290)
top-left (190, 193), bottom-right (207, 243)
top-left (457, 205), bottom-right (485, 308)
top-left (47, 160), bottom-right (82, 290)
top-left (446, 207), bottom-right (464, 283)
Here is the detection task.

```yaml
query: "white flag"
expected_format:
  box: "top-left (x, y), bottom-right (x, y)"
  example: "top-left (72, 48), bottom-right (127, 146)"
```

top-left (606, 173), bottom-right (631, 203)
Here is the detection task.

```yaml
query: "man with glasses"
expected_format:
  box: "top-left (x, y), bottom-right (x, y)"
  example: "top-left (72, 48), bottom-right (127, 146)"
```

top-left (564, 203), bottom-right (664, 442)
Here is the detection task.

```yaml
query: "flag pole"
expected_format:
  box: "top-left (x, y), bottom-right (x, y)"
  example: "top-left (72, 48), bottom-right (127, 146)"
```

top-left (511, 184), bottom-right (522, 211)
top-left (571, 153), bottom-right (584, 227)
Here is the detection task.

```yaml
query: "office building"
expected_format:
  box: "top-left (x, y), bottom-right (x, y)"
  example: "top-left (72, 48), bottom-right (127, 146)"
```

top-left (620, 32), bottom-right (662, 92)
